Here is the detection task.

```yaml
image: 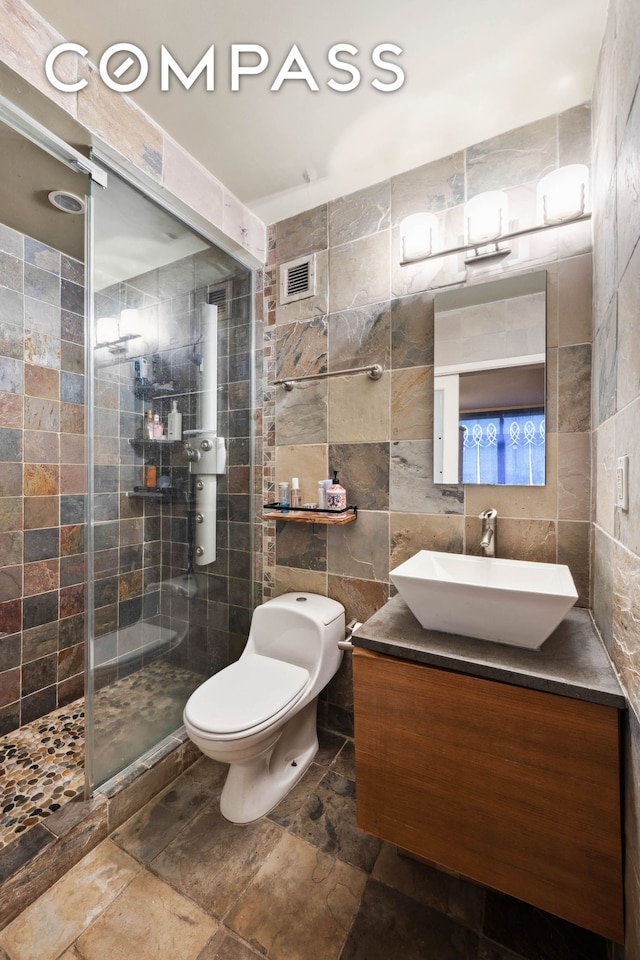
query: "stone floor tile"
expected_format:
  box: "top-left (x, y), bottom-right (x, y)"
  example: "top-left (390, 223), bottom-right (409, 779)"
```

top-left (0, 824), bottom-right (56, 885)
top-left (372, 843), bottom-right (485, 932)
top-left (111, 771), bottom-right (214, 863)
top-left (74, 870), bottom-right (217, 960)
top-left (267, 762), bottom-right (326, 829)
top-left (339, 877), bottom-right (479, 960)
top-left (44, 793), bottom-right (107, 840)
top-left (478, 940), bottom-right (531, 960)
top-left (195, 928), bottom-right (268, 959)
top-left (0, 840), bottom-right (140, 960)
top-left (290, 769), bottom-right (381, 872)
top-left (184, 756), bottom-right (229, 792)
top-left (331, 740), bottom-right (355, 779)
top-left (483, 890), bottom-right (608, 960)
top-left (316, 729), bottom-right (348, 767)
top-left (226, 831), bottom-right (367, 960)
top-left (151, 802), bottom-right (281, 918)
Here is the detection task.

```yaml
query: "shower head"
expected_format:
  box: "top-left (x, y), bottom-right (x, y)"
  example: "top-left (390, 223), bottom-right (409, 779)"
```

top-left (48, 190), bottom-right (86, 214)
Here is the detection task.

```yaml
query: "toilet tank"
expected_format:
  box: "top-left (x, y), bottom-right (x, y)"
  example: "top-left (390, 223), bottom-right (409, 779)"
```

top-left (246, 593), bottom-right (345, 684)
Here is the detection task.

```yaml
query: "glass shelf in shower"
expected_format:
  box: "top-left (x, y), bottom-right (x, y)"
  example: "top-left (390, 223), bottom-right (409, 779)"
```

top-left (126, 486), bottom-right (185, 502)
top-left (128, 438), bottom-right (184, 447)
top-left (133, 380), bottom-right (177, 401)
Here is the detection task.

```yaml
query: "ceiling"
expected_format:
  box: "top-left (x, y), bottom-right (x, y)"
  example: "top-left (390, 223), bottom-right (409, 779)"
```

top-left (25, 0), bottom-right (609, 225)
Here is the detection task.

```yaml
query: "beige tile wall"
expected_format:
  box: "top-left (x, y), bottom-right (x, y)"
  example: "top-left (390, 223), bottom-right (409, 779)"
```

top-left (591, 0), bottom-right (640, 956)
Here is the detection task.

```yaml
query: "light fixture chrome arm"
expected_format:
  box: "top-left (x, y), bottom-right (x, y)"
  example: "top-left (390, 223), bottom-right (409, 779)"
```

top-left (399, 212), bottom-right (591, 266)
top-left (274, 363), bottom-right (383, 391)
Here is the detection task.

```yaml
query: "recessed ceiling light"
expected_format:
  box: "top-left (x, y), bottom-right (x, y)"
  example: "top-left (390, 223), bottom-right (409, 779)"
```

top-left (48, 190), bottom-right (86, 214)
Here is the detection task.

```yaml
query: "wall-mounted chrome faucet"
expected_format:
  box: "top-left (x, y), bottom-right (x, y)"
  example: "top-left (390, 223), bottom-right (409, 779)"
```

top-left (479, 508), bottom-right (498, 557)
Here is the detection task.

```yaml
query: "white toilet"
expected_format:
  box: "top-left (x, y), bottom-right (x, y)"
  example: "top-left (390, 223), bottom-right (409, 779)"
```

top-left (183, 592), bottom-right (345, 823)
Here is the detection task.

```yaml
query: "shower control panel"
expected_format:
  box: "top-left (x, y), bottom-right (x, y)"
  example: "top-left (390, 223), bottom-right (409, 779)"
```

top-left (183, 434), bottom-right (227, 475)
top-left (184, 433), bottom-right (226, 566)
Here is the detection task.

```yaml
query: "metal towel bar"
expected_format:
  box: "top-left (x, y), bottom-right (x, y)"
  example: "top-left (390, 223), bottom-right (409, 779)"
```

top-left (273, 363), bottom-right (383, 390)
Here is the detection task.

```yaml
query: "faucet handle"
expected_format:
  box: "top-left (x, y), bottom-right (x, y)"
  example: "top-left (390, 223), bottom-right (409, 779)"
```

top-left (478, 508), bottom-right (498, 521)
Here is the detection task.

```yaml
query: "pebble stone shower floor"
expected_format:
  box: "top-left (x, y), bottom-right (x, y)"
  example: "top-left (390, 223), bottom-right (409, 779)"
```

top-left (0, 701), bottom-right (85, 850)
top-left (0, 660), bottom-right (204, 851)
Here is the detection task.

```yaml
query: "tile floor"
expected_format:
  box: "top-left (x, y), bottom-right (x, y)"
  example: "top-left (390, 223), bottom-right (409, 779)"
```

top-left (0, 702), bottom-right (84, 849)
top-left (0, 730), bottom-right (609, 960)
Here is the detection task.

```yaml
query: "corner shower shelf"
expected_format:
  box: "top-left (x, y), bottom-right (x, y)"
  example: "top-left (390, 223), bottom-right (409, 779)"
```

top-left (262, 503), bottom-right (357, 525)
top-left (134, 381), bottom-right (176, 401)
top-left (128, 438), bottom-right (184, 448)
top-left (126, 486), bottom-right (182, 501)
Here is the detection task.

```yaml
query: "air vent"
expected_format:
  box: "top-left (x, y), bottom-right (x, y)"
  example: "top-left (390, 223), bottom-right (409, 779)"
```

top-left (207, 281), bottom-right (232, 321)
top-left (279, 255), bottom-right (315, 305)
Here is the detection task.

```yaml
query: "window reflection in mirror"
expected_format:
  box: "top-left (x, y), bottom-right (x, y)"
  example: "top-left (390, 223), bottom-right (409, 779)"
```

top-left (433, 271), bottom-right (547, 486)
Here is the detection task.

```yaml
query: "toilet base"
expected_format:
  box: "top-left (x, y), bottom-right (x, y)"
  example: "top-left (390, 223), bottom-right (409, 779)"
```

top-left (219, 698), bottom-right (319, 824)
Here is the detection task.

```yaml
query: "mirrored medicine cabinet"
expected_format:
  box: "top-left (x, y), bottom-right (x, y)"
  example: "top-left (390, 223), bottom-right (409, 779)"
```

top-left (433, 270), bottom-right (547, 486)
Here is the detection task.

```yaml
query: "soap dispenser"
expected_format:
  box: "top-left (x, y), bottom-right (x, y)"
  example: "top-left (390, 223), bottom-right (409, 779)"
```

top-left (326, 470), bottom-right (347, 510)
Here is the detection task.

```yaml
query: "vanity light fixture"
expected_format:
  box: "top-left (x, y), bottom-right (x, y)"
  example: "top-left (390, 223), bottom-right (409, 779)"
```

top-left (536, 164), bottom-right (589, 225)
top-left (465, 191), bottom-right (509, 245)
top-left (464, 190), bottom-right (511, 265)
top-left (399, 212), bottom-right (439, 261)
top-left (95, 308), bottom-right (143, 352)
top-left (399, 164), bottom-right (591, 267)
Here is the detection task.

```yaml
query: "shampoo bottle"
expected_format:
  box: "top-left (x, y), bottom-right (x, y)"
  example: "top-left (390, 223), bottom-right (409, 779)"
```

top-left (167, 400), bottom-right (182, 441)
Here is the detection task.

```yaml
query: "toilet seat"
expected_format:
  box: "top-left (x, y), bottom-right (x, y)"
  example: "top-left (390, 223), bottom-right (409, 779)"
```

top-left (184, 653), bottom-right (309, 739)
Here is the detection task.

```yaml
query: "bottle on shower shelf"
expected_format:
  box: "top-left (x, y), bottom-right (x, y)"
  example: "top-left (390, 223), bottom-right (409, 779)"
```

top-left (167, 400), bottom-right (182, 441)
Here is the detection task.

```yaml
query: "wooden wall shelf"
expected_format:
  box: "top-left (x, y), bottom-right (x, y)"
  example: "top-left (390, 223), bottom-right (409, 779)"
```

top-left (262, 504), bottom-right (357, 525)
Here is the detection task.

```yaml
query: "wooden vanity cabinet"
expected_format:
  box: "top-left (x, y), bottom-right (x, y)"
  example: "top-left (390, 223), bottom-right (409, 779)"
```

top-left (353, 648), bottom-right (624, 943)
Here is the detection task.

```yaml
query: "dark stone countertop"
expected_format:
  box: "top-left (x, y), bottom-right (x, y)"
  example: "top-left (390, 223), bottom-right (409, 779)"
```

top-left (352, 594), bottom-right (626, 709)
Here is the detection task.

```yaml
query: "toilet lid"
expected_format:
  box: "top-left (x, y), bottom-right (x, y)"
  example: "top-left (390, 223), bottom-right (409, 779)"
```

top-left (184, 654), bottom-right (309, 735)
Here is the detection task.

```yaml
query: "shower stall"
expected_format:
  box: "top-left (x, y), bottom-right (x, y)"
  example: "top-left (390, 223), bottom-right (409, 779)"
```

top-left (86, 165), bottom-right (255, 789)
top-left (0, 101), bottom-right (255, 843)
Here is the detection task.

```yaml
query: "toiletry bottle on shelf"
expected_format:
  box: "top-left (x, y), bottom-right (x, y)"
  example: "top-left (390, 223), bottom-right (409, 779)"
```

top-left (167, 400), bottom-right (182, 441)
top-left (278, 482), bottom-right (290, 512)
top-left (290, 477), bottom-right (302, 508)
top-left (146, 409), bottom-right (154, 439)
top-left (317, 481), bottom-right (326, 509)
top-left (326, 470), bottom-right (347, 510)
top-left (145, 465), bottom-right (157, 488)
top-left (153, 412), bottom-right (163, 439)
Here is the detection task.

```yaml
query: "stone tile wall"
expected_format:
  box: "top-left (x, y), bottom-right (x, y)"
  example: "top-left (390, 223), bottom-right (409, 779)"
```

top-left (0, 223), bottom-right (86, 734)
top-left (262, 105), bottom-right (593, 734)
top-left (591, 0), bottom-right (640, 956)
top-left (87, 230), bottom-right (253, 700)
top-left (0, 211), bottom-right (253, 741)
top-left (88, 241), bottom-right (253, 692)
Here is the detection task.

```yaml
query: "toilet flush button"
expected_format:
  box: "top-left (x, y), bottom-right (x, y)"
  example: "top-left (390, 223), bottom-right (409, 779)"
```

top-left (296, 596), bottom-right (307, 601)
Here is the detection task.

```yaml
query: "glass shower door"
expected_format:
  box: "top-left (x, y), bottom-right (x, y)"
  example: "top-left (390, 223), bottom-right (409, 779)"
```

top-left (85, 166), bottom-right (253, 791)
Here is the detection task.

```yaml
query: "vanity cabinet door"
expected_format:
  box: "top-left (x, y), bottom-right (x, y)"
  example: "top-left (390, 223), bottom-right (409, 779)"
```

top-left (353, 648), bottom-right (624, 943)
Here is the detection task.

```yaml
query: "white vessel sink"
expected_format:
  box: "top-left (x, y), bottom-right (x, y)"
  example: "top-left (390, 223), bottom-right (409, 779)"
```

top-left (389, 550), bottom-right (578, 649)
